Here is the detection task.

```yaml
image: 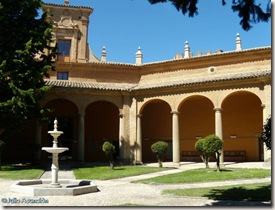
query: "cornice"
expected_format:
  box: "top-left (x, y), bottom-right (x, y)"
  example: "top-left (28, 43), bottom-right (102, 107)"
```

top-left (42, 3), bottom-right (93, 14)
top-left (140, 47), bottom-right (271, 74)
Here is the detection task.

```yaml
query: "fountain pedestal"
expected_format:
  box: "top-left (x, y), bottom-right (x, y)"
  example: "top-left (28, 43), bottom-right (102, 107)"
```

top-left (42, 118), bottom-right (68, 188)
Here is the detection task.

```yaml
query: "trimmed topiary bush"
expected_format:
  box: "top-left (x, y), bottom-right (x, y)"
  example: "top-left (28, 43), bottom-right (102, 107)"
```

top-left (195, 138), bottom-right (210, 168)
top-left (102, 141), bottom-right (116, 170)
top-left (151, 141), bottom-right (168, 167)
top-left (195, 134), bottom-right (223, 171)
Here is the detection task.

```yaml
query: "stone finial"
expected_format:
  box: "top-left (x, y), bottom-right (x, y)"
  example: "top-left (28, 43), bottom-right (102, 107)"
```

top-left (206, 50), bottom-right (211, 55)
top-left (101, 46), bottom-right (107, 62)
top-left (136, 47), bottom-right (143, 65)
top-left (184, 41), bottom-right (190, 58)
top-left (64, 0), bottom-right (69, 5)
top-left (53, 118), bottom-right (58, 131)
top-left (236, 33), bottom-right (242, 51)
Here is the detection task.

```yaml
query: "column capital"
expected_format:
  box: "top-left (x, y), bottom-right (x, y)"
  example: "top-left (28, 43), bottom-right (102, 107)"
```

top-left (261, 104), bottom-right (266, 109)
top-left (137, 114), bottom-right (143, 118)
top-left (119, 113), bottom-right (124, 118)
top-left (78, 111), bottom-right (86, 117)
top-left (213, 107), bottom-right (223, 112)
top-left (171, 111), bottom-right (180, 115)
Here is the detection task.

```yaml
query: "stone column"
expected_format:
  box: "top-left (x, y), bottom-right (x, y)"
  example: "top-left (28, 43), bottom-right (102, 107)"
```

top-left (214, 108), bottom-right (224, 164)
top-left (78, 112), bottom-right (85, 161)
top-left (136, 114), bottom-right (142, 164)
top-left (119, 113), bottom-right (124, 162)
top-left (171, 111), bottom-right (180, 163)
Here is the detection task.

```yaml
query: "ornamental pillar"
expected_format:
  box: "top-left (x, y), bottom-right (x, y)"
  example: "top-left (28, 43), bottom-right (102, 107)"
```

top-left (171, 111), bottom-right (180, 163)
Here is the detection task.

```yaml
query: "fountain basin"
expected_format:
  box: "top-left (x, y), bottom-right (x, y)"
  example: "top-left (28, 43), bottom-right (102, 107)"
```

top-left (42, 147), bottom-right (68, 154)
top-left (10, 179), bottom-right (98, 196)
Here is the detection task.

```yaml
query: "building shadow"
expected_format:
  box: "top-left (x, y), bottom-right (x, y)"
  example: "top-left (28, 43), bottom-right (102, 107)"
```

top-left (204, 184), bottom-right (271, 206)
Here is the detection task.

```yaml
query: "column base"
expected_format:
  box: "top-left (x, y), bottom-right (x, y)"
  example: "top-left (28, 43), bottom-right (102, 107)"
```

top-left (49, 183), bottom-right (62, 188)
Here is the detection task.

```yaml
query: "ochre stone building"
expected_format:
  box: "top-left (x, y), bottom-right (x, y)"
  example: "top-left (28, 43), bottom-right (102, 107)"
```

top-left (5, 1), bottom-right (271, 164)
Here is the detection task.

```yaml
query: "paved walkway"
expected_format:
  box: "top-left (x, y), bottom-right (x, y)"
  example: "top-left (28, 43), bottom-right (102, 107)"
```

top-left (0, 162), bottom-right (271, 207)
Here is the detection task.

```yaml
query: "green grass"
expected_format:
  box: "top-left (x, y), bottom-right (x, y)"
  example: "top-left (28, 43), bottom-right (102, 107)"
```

top-left (163, 182), bottom-right (271, 201)
top-left (73, 165), bottom-right (171, 180)
top-left (133, 168), bottom-right (271, 184)
top-left (0, 165), bottom-right (44, 180)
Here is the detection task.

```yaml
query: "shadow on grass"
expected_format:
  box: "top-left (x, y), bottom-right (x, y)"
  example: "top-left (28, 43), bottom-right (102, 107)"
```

top-left (204, 184), bottom-right (271, 206)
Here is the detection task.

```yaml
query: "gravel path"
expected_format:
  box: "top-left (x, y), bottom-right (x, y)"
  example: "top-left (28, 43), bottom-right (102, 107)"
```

top-left (0, 162), bottom-right (271, 207)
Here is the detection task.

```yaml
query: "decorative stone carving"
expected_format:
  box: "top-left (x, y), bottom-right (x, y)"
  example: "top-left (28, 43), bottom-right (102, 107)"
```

top-left (56, 16), bottom-right (78, 29)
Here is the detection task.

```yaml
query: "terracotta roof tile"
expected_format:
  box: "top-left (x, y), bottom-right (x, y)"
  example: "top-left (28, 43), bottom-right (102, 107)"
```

top-left (45, 69), bottom-right (270, 91)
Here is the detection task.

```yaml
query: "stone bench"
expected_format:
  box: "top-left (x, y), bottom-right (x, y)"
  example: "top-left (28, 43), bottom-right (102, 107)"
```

top-left (223, 150), bottom-right (246, 162)
top-left (181, 150), bottom-right (246, 162)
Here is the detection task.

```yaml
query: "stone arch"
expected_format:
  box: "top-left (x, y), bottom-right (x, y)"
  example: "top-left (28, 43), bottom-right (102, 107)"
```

top-left (83, 96), bottom-right (122, 113)
top-left (178, 95), bottom-right (215, 161)
top-left (177, 94), bottom-right (214, 111)
top-left (42, 99), bottom-right (79, 160)
top-left (218, 89), bottom-right (264, 108)
top-left (42, 94), bottom-right (82, 113)
top-left (221, 90), bottom-right (263, 161)
top-left (138, 98), bottom-right (172, 115)
top-left (84, 100), bottom-right (120, 161)
top-left (139, 99), bottom-right (172, 162)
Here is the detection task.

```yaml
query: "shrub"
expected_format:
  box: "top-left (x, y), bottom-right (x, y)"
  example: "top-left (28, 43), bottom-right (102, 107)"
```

top-left (262, 116), bottom-right (271, 150)
top-left (102, 141), bottom-right (116, 170)
top-left (195, 134), bottom-right (223, 171)
top-left (195, 138), bottom-right (210, 168)
top-left (151, 141), bottom-right (168, 167)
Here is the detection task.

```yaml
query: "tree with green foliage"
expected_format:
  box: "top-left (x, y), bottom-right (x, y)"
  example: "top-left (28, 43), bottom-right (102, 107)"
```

top-left (262, 115), bottom-right (271, 150)
top-left (195, 134), bottom-right (223, 172)
top-left (195, 138), bottom-right (210, 168)
top-left (147, 0), bottom-right (271, 31)
top-left (151, 141), bottom-right (168, 167)
top-left (204, 134), bottom-right (223, 172)
top-left (102, 141), bottom-right (116, 170)
top-left (0, 0), bottom-right (56, 138)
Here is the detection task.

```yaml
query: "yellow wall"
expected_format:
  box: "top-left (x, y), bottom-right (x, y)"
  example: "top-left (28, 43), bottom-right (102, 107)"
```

top-left (179, 96), bottom-right (215, 153)
top-left (222, 91), bottom-right (262, 161)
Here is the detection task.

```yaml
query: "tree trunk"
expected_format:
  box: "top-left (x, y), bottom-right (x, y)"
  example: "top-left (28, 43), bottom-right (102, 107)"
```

top-left (158, 159), bottom-right (163, 167)
top-left (203, 156), bottom-right (209, 168)
top-left (205, 160), bottom-right (209, 168)
top-left (109, 161), bottom-right (114, 170)
top-left (216, 152), bottom-right (220, 172)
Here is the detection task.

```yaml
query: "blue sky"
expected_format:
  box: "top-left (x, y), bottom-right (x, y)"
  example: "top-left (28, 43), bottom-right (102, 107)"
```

top-left (43, 0), bottom-right (271, 64)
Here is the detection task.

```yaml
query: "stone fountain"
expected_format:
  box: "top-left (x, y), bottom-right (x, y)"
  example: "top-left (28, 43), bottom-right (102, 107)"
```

top-left (42, 118), bottom-right (68, 188)
top-left (10, 118), bottom-right (97, 196)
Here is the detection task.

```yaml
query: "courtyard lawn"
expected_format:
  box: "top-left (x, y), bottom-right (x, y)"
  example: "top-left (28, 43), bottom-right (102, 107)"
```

top-left (162, 182), bottom-right (271, 201)
top-left (0, 165), bottom-right (44, 180)
top-left (133, 168), bottom-right (271, 184)
top-left (73, 165), bottom-right (171, 180)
